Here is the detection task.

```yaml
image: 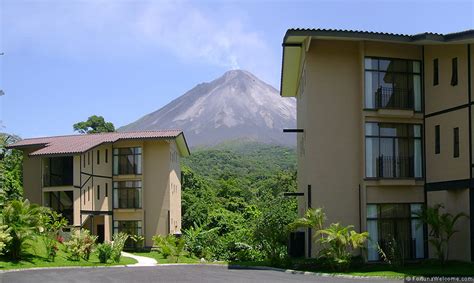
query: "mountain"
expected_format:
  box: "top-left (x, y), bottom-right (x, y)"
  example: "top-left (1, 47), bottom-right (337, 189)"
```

top-left (119, 70), bottom-right (296, 147)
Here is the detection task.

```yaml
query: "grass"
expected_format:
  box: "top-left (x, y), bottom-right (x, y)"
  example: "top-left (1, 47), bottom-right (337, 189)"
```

top-left (0, 238), bottom-right (137, 270)
top-left (133, 250), bottom-right (200, 264)
top-left (233, 259), bottom-right (474, 278)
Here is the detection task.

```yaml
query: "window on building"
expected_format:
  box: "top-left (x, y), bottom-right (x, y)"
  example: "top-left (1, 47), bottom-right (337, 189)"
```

top-left (364, 57), bottom-right (421, 111)
top-left (83, 154), bottom-right (85, 168)
top-left (113, 181), bottom-right (142, 209)
top-left (97, 150), bottom-right (100, 165)
top-left (113, 220), bottom-right (142, 249)
top-left (83, 190), bottom-right (85, 205)
top-left (433, 58), bottom-right (439, 86)
top-left (43, 156), bottom-right (73, 187)
top-left (88, 152), bottom-right (90, 165)
top-left (454, 127), bottom-right (459, 158)
top-left (44, 191), bottom-right (74, 225)
top-left (105, 149), bottom-right (108, 163)
top-left (451, 58), bottom-right (458, 86)
top-left (88, 186), bottom-right (90, 201)
top-left (367, 203), bottom-right (424, 261)
top-left (113, 147), bottom-right (142, 175)
top-left (97, 185), bottom-right (101, 200)
top-left (365, 123), bottom-right (422, 178)
top-left (435, 125), bottom-right (440, 154)
top-left (105, 183), bottom-right (108, 197)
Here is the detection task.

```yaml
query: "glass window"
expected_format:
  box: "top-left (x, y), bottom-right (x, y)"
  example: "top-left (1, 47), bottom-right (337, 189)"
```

top-left (365, 123), bottom-right (423, 178)
top-left (433, 58), bottom-right (439, 86)
top-left (364, 57), bottom-right (421, 111)
top-left (454, 127), bottom-right (459, 158)
top-left (113, 181), bottom-right (142, 209)
top-left (435, 125), bottom-right (440, 154)
top-left (367, 204), bottom-right (425, 261)
top-left (451, 58), bottom-right (458, 86)
top-left (113, 147), bottom-right (142, 175)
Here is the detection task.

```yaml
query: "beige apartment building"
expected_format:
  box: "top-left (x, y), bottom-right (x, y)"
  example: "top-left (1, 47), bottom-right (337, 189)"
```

top-left (8, 130), bottom-right (190, 248)
top-left (281, 29), bottom-right (474, 261)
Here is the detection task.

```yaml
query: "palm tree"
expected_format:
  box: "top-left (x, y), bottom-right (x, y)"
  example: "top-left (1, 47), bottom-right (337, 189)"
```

top-left (288, 208), bottom-right (326, 236)
top-left (416, 204), bottom-right (468, 263)
top-left (2, 199), bottom-right (49, 259)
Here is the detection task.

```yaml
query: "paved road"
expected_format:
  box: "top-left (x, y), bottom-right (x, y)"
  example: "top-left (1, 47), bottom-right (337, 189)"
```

top-left (0, 265), bottom-right (402, 283)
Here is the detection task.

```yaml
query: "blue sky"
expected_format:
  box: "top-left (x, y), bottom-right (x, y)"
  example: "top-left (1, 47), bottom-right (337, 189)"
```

top-left (0, 0), bottom-right (473, 138)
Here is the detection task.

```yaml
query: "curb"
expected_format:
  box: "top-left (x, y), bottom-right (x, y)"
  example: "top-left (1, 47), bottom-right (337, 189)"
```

top-left (227, 265), bottom-right (403, 280)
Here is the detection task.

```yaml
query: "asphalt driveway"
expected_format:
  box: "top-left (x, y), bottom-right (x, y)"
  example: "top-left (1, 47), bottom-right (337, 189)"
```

top-left (0, 265), bottom-right (402, 283)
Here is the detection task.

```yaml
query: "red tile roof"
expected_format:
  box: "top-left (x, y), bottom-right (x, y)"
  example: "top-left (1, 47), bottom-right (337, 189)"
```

top-left (7, 130), bottom-right (189, 157)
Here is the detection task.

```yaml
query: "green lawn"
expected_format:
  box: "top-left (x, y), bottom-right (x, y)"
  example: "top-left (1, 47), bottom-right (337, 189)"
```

top-left (133, 251), bottom-right (200, 264)
top-left (0, 239), bottom-right (137, 270)
top-left (233, 259), bottom-right (474, 278)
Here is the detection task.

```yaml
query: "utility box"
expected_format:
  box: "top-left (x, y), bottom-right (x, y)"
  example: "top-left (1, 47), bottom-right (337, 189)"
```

top-left (288, 231), bottom-right (305, 258)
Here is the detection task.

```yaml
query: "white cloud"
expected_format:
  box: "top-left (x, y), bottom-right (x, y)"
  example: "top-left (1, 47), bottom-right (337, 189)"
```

top-left (3, 0), bottom-right (278, 85)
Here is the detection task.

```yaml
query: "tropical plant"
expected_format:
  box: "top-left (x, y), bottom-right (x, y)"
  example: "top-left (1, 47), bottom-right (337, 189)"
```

top-left (39, 210), bottom-right (68, 262)
top-left (130, 234), bottom-right (145, 252)
top-left (182, 223), bottom-right (219, 260)
top-left (288, 208), bottom-right (326, 234)
top-left (415, 204), bottom-right (468, 263)
top-left (2, 199), bottom-right (49, 259)
top-left (111, 232), bottom-right (128, 263)
top-left (64, 229), bottom-right (97, 261)
top-left (0, 225), bottom-right (12, 255)
top-left (316, 223), bottom-right (368, 270)
top-left (153, 234), bottom-right (188, 263)
top-left (73, 115), bottom-right (115, 134)
top-left (96, 243), bottom-right (113, 263)
top-left (377, 236), bottom-right (406, 267)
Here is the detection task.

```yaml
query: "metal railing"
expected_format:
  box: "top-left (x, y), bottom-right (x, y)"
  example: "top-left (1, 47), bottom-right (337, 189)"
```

top-left (376, 155), bottom-right (414, 178)
top-left (375, 87), bottom-right (414, 110)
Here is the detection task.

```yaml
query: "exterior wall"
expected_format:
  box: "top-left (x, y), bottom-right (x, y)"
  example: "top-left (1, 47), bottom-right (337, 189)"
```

top-left (425, 109), bottom-right (470, 182)
top-left (22, 148), bottom-right (42, 205)
top-left (301, 39), bottom-right (361, 257)
top-left (424, 45), bottom-right (469, 114)
top-left (427, 189), bottom-right (471, 261)
top-left (169, 140), bottom-right (182, 234)
top-left (143, 140), bottom-right (172, 246)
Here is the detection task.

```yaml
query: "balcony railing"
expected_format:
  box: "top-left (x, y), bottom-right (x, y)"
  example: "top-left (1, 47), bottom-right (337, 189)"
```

top-left (375, 87), bottom-right (414, 110)
top-left (376, 155), bottom-right (414, 178)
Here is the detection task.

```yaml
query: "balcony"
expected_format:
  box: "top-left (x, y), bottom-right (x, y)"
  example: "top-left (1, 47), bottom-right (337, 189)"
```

top-left (376, 155), bottom-right (415, 179)
top-left (43, 156), bottom-right (73, 187)
top-left (375, 87), bottom-right (414, 110)
top-left (43, 173), bottom-right (73, 187)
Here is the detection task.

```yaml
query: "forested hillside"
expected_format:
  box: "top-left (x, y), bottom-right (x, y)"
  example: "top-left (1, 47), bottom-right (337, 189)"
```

top-left (180, 142), bottom-right (298, 261)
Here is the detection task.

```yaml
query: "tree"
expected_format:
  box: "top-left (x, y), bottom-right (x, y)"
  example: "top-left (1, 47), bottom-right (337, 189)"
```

top-left (73, 115), bottom-right (115, 134)
top-left (0, 134), bottom-right (23, 207)
top-left (2, 199), bottom-right (49, 259)
top-left (416, 204), bottom-right (468, 263)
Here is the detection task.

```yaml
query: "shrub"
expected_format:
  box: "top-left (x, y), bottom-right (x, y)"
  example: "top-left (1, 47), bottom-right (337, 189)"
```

top-left (96, 243), bottom-right (113, 263)
top-left (317, 223), bottom-right (368, 271)
top-left (130, 234), bottom-right (145, 251)
top-left (377, 236), bottom-right (406, 267)
top-left (111, 233), bottom-right (128, 263)
top-left (153, 234), bottom-right (187, 263)
top-left (182, 223), bottom-right (219, 260)
top-left (0, 225), bottom-right (12, 255)
top-left (64, 229), bottom-right (97, 261)
top-left (2, 200), bottom-right (49, 259)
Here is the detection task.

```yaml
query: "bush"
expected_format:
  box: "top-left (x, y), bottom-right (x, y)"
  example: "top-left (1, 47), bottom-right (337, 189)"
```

top-left (111, 233), bottom-right (128, 263)
top-left (64, 229), bottom-right (97, 261)
top-left (153, 234), bottom-right (187, 263)
top-left (130, 234), bottom-right (145, 251)
top-left (96, 243), bottom-right (113, 263)
top-left (2, 200), bottom-right (49, 259)
top-left (0, 225), bottom-right (12, 255)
